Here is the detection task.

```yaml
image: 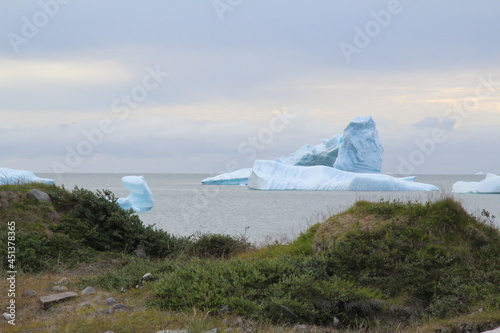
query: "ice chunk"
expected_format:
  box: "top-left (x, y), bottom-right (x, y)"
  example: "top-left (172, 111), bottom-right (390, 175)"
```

top-left (201, 168), bottom-right (252, 185)
top-left (248, 160), bottom-right (438, 191)
top-left (0, 168), bottom-right (55, 185)
top-left (117, 175), bottom-right (154, 212)
top-left (276, 134), bottom-right (343, 167)
top-left (333, 116), bottom-right (384, 173)
top-left (452, 174), bottom-right (500, 194)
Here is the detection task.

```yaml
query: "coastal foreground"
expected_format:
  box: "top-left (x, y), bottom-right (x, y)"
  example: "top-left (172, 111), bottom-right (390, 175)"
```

top-left (1, 183), bottom-right (499, 332)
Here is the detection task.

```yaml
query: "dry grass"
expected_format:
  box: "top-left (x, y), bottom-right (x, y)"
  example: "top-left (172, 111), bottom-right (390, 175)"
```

top-left (312, 210), bottom-right (394, 252)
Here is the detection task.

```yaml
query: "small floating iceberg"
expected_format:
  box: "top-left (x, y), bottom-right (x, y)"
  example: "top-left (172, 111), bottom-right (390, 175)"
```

top-left (201, 168), bottom-right (252, 185)
top-left (248, 160), bottom-right (438, 191)
top-left (117, 175), bottom-right (154, 212)
top-left (0, 168), bottom-right (55, 185)
top-left (452, 173), bottom-right (500, 194)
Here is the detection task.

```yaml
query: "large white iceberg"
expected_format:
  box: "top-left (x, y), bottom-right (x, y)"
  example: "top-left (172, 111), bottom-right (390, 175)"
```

top-left (117, 175), bottom-right (154, 212)
top-left (201, 134), bottom-right (343, 185)
top-left (333, 116), bottom-right (383, 173)
top-left (248, 160), bottom-right (438, 191)
top-left (0, 168), bottom-right (55, 185)
top-left (452, 174), bottom-right (500, 194)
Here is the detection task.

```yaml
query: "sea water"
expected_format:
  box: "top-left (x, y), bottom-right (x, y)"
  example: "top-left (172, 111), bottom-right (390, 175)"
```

top-left (39, 173), bottom-right (500, 244)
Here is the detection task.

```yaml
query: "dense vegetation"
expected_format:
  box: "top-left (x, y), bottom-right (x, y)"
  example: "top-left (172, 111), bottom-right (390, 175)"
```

top-left (1, 183), bottom-right (499, 331)
top-left (0, 184), bottom-right (249, 272)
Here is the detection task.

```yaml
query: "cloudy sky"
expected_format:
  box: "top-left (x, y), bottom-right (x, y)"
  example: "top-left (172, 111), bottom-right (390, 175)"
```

top-left (1, 0), bottom-right (499, 175)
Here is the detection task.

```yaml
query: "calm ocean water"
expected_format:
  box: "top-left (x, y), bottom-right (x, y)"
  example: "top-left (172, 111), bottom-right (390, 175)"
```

top-left (39, 173), bottom-right (500, 244)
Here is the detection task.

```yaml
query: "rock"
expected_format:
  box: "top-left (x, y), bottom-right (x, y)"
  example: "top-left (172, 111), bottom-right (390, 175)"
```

top-left (332, 316), bottom-right (340, 327)
top-left (79, 302), bottom-right (92, 307)
top-left (23, 290), bottom-right (36, 297)
top-left (219, 305), bottom-right (233, 315)
top-left (104, 331), bottom-right (115, 333)
top-left (3, 313), bottom-right (12, 320)
top-left (52, 286), bottom-right (69, 292)
top-left (293, 325), bottom-right (309, 333)
top-left (224, 329), bottom-right (233, 332)
top-left (134, 243), bottom-right (146, 258)
top-left (112, 303), bottom-right (125, 310)
top-left (27, 189), bottom-right (52, 203)
top-left (156, 330), bottom-right (189, 333)
top-left (106, 297), bottom-right (116, 305)
top-left (204, 329), bottom-right (220, 333)
top-left (81, 286), bottom-right (97, 295)
top-left (40, 292), bottom-right (79, 310)
top-left (482, 327), bottom-right (500, 333)
top-left (142, 272), bottom-right (153, 281)
top-left (56, 277), bottom-right (70, 285)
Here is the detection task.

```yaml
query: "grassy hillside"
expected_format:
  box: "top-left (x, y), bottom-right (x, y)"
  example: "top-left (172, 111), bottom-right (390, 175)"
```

top-left (1, 184), bottom-right (499, 332)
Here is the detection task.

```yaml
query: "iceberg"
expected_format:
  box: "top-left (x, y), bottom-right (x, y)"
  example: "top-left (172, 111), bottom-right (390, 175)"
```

top-left (0, 168), bottom-right (55, 185)
top-left (117, 175), bottom-right (154, 212)
top-left (201, 168), bottom-right (252, 185)
top-left (275, 134), bottom-right (343, 167)
top-left (452, 174), bottom-right (500, 194)
top-left (248, 160), bottom-right (438, 191)
top-left (333, 116), bottom-right (384, 173)
top-left (202, 134), bottom-right (343, 185)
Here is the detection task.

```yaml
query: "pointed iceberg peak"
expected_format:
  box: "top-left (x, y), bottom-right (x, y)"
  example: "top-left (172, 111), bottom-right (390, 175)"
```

top-left (333, 116), bottom-right (384, 174)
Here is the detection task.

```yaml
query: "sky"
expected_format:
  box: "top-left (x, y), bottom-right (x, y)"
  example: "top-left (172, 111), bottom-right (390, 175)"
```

top-left (1, 0), bottom-right (500, 175)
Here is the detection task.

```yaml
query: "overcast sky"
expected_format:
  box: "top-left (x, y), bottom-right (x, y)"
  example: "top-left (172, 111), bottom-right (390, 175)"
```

top-left (1, 0), bottom-right (499, 175)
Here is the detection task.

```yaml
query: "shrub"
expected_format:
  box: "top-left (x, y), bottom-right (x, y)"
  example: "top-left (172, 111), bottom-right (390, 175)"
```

top-left (51, 187), bottom-right (188, 258)
top-left (189, 233), bottom-right (252, 258)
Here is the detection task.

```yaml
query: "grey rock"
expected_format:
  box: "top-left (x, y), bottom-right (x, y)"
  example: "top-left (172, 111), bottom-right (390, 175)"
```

top-left (40, 292), bottom-right (79, 310)
top-left (81, 286), bottom-right (97, 295)
top-left (79, 302), bottom-right (91, 307)
top-left (332, 316), bottom-right (340, 327)
top-left (104, 331), bottom-right (115, 333)
top-left (219, 305), bottom-right (233, 315)
top-left (3, 312), bottom-right (12, 320)
top-left (56, 277), bottom-right (70, 285)
top-left (293, 325), bottom-right (309, 333)
top-left (27, 189), bottom-right (51, 203)
top-left (106, 297), bottom-right (116, 305)
top-left (204, 329), bottom-right (220, 333)
top-left (23, 290), bottom-right (36, 297)
top-left (224, 329), bottom-right (234, 333)
top-left (112, 303), bottom-right (125, 310)
top-left (156, 330), bottom-right (189, 333)
top-left (134, 243), bottom-right (146, 258)
top-left (142, 272), bottom-right (153, 281)
top-left (53, 285), bottom-right (69, 292)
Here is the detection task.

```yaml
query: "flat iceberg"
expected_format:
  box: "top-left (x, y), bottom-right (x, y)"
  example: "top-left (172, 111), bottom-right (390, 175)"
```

top-left (333, 116), bottom-right (384, 173)
top-left (0, 168), bottom-right (55, 185)
top-left (452, 174), bottom-right (500, 194)
top-left (117, 175), bottom-right (154, 212)
top-left (202, 134), bottom-right (343, 185)
top-left (248, 160), bottom-right (438, 191)
top-left (201, 168), bottom-right (252, 185)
